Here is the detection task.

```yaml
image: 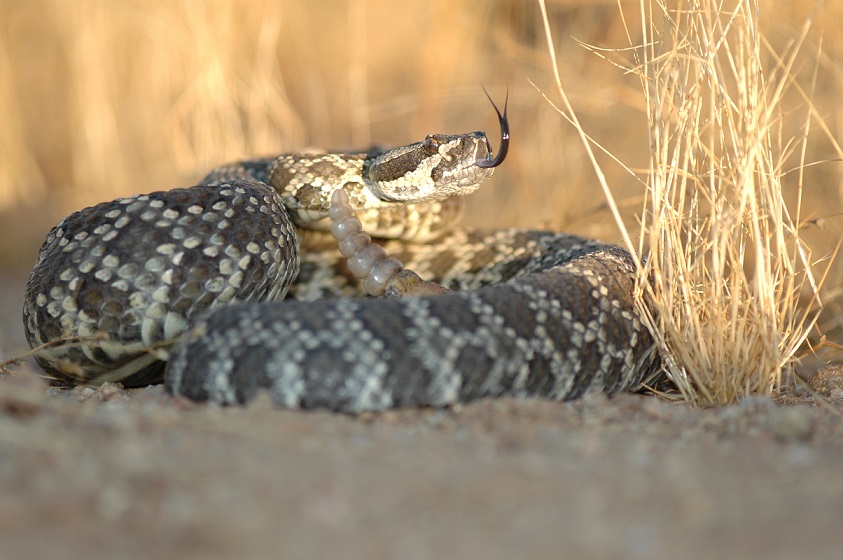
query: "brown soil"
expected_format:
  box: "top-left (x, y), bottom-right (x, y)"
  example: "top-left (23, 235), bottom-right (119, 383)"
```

top-left (2, 274), bottom-right (843, 560)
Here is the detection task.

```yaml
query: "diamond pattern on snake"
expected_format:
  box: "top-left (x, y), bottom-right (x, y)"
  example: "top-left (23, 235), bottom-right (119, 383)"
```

top-left (22, 94), bottom-right (661, 412)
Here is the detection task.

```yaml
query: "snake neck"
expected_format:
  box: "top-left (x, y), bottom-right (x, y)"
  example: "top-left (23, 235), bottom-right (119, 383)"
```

top-left (262, 150), bottom-right (468, 241)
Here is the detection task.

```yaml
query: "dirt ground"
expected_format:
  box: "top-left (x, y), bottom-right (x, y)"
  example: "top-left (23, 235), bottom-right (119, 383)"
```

top-left (1, 274), bottom-right (842, 560)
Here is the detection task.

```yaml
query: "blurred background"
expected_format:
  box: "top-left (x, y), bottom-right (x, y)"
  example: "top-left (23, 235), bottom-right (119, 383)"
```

top-left (1, 0), bottom-right (841, 359)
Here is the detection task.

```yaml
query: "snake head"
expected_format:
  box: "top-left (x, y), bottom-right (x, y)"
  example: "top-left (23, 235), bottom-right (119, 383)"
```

top-left (367, 131), bottom-right (499, 202)
top-left (366, 88), bottom-right (509, 203)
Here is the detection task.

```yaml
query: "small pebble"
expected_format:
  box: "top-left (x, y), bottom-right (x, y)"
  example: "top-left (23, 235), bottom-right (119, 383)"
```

top-left (769, 406), bottom-right (814, 442)
top-left (809, 364), bottom-right (843, 398)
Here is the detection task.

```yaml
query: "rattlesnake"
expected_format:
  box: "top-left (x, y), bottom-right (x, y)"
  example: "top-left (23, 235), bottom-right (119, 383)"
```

top-left (22, 96), bottom-right (661, 412)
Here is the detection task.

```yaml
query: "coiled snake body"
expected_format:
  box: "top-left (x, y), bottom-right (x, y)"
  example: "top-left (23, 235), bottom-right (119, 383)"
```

top-left (22, 101), bottom-right (661, 412)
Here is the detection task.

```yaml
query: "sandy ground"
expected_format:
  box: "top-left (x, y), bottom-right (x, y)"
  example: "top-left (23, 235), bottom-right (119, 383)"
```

top-left (2, 273), bottom-right (843, 560)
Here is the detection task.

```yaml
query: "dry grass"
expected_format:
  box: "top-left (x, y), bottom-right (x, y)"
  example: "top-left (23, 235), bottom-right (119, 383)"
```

top-left (0, 1), bottom-right (665, 243)
top-left (3, 2), bottom-right (839, 238)
top-left (2, 1), bottom-right (842, 401)
top-left (631, 0), bottom-right (832, 405)
top-left (541, 0), bottom-right (838, 404)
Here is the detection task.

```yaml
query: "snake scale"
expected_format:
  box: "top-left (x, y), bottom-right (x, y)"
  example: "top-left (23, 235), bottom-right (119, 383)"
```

top-left (22, 96), bottom-right (661, 412)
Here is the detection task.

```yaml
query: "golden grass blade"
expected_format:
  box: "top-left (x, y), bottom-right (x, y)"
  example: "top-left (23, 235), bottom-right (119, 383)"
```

top-left (539, 0), bottom-right (827, 405)
top-left (537, 0), bottom-right (641, 266)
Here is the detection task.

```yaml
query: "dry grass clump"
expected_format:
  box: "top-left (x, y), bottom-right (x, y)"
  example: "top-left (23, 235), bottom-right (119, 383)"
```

top-left (631, 0), bottom-right (834, 405)
top-left (541, 0), bottom-right (833, 405)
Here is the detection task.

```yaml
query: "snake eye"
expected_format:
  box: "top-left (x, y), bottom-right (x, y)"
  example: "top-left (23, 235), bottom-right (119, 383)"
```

top-left (422, 135), bottom-right (440, 155)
